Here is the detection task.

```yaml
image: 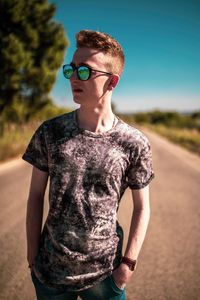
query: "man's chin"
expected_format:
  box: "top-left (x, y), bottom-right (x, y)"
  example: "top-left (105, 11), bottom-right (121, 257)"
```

top-left (73, 97), bottom-right (82, 104)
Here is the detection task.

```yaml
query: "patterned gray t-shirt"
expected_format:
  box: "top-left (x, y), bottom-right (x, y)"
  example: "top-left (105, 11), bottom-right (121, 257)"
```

top-left (22, 110), bottom-right (154, 291)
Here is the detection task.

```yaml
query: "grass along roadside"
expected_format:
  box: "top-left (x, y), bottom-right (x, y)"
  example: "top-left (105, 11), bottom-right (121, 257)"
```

top-left (0, 122), bottom-right (39, 162)
top-left (146, 124), bottom-right (200, 156)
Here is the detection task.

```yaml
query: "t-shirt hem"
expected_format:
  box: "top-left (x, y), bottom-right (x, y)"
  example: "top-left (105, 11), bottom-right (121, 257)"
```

top-left (33, 264), bottom-right (112, 292)
top-left (128, 173), bottom-right (155, 190)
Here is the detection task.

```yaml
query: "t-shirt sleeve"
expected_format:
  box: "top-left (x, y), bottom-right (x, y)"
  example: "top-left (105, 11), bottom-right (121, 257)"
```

top-left (126, 137), bottom-right (154, 189)
top-left (22, 123), bottom-right (49, 172)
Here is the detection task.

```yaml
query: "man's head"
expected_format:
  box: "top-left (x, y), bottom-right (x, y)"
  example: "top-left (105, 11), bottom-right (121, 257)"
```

top-left (76, 30), bottom-right (125, 76)
top-left (64, 30), bottom-right (124, 107)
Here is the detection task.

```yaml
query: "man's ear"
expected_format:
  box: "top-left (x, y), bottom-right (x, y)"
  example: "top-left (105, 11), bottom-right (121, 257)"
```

top-left (108, 74), bottom-right (120, 91)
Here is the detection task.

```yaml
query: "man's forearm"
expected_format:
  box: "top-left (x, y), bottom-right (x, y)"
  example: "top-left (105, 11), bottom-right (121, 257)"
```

top-left (26, 195), bottom-right (44, 266)
top-left (124, 205), bottom-right (150, 260)
top-left (112, 203), bottom-right (150, 287)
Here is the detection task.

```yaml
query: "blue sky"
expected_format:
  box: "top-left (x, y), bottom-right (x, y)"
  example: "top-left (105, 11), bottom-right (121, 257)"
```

top-left (50, 0), bottom-right (200, 113)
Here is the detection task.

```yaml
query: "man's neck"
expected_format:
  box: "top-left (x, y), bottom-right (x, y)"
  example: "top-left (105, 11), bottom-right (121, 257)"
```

top-left (76, 105), bottom-right (116, 133)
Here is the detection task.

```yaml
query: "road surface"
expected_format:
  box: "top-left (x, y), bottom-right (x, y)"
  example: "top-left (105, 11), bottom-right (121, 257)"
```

top-left (0, 130), bottom-right (200, 300)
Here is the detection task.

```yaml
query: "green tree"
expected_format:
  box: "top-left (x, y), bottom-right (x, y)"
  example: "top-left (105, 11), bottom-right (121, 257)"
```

top-left (0, 0), bottom-right (68, 120)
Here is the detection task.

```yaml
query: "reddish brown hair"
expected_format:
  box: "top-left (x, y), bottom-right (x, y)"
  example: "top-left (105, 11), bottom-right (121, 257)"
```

top-left (76, 30), bottom-right (125, 75)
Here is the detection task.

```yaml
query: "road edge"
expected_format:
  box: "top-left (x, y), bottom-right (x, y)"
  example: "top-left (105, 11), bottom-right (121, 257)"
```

top-left (0, 156), bottom-right (26, 173)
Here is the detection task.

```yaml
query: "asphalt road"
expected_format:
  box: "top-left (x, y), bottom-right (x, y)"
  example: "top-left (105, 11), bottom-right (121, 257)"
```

top-left (0, 130), bottom-right (200, 300)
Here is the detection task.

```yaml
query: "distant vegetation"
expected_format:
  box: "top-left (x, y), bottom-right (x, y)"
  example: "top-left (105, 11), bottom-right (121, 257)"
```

top-left (119, 110), bottom-right (200, 156)
top-left (119, 110), bottom-right (200, 130)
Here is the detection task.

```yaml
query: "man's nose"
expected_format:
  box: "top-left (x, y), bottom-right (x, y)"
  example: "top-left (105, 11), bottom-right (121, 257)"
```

top-left (70, 69), bottom-right (78, 81)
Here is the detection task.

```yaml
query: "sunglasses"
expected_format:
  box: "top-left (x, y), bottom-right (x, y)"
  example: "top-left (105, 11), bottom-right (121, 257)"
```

top-left (63, 63), bottom-right (113, 81)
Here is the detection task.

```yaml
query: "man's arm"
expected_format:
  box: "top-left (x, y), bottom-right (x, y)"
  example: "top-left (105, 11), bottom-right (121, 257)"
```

top-left (26, 166), bottom-right (48, 269)
top-left (112, 185), bottom-right (150, 287)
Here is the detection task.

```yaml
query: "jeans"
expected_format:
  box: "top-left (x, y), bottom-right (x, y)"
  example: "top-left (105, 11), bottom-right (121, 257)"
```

top-left (31, 271), bottom-right (126, 300)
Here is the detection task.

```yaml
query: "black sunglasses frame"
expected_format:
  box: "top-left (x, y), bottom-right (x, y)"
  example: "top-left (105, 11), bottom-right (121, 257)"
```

top-left (63, 63), bottom-right (113, 81)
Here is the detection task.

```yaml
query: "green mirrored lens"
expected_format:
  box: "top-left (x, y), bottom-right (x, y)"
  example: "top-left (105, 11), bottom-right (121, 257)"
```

top-left (78, 66), bottom-right (90, 80)
top-left (63, 65), bottom-right (73, 79)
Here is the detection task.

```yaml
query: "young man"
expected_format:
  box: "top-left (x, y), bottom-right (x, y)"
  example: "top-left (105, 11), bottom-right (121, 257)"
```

top-left (23, 30), bottom-right (154, 300)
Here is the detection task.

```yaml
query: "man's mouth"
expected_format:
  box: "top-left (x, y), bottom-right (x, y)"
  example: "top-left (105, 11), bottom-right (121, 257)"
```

top-left (73, 88), bottom-right (83, 93)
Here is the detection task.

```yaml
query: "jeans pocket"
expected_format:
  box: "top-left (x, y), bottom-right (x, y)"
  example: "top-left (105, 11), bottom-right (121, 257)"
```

top-left (110, 275), bottom-right (125, 293)
top-left (31, 271), bottom-right (65, 296)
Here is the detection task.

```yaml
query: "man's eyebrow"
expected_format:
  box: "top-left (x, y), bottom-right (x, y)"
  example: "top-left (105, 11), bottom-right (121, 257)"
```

top-left (70, 62), bottom-right (91, 67)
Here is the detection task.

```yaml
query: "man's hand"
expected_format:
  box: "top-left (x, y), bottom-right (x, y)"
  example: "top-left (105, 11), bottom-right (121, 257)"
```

top-left (112, 263), bottom-right (134, 289)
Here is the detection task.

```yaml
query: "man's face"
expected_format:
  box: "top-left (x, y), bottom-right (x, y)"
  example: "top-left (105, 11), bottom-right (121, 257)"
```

top-left (70, 47), bottom-right (112, 107)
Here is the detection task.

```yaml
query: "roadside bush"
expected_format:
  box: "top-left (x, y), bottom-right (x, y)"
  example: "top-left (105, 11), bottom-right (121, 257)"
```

top-left (30, 102), bottom-right (70, 121)
top-left (1, 98), bottom-right (29, 124)
top-left (133, 110), bottom-right (200, 130)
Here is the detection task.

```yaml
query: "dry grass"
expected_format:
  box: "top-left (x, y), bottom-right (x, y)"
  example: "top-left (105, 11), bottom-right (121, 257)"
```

top-left (148, 124), bottom-right (200, 156)
top-left (0, 122), bottom-right (39, 162)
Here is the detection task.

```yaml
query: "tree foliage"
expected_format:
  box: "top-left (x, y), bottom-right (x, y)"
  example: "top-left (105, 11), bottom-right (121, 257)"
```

top-left (133, 110), bottom-right (200, 130)
top-left (0, 0), bottom-right (68, 120)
